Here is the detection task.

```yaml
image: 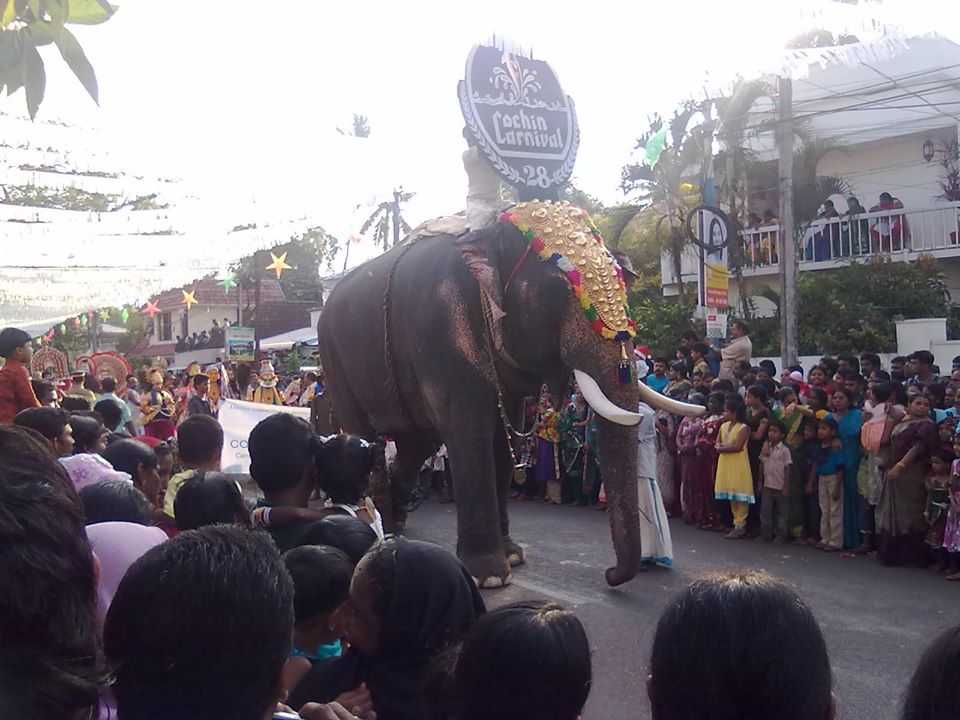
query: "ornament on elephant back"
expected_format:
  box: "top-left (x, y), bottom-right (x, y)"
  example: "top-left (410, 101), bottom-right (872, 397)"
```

top-left (500, 199), bottom-right (636, 382)
top-left (31, 346), bottom-right (70, 380)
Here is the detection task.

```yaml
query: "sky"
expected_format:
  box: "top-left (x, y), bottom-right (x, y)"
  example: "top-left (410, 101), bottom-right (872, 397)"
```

top-left (3, 0), bottom-right (960, 323)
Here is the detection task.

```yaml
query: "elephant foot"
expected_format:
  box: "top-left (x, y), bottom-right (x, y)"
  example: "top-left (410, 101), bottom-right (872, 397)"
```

top-left (503, 538), bottom-right (525, 567)
top-left (605, 564), bottom-right (643, 587)
top-left (461, 551), bottom-right (512, 589)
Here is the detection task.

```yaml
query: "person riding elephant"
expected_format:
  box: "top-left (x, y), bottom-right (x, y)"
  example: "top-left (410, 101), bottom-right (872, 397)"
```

top-left (319, 200), bottom-right (701, 588)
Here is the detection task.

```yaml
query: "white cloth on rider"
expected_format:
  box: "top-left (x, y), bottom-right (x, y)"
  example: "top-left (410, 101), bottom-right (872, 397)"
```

top-left (463, 146), bottom-right (501, 230)
top-left (637, 401), bottom-right (674, 567)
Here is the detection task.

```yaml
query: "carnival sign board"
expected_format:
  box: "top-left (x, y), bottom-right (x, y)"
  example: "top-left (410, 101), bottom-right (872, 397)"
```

top-left (225, 326), bottom-right (256, 362)
top-left (458, 45), bottom-right (579, 193)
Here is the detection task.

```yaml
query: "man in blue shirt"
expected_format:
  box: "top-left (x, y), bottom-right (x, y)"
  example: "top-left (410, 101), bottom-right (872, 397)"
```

top-left (645, 358), bottom-right (669, 394)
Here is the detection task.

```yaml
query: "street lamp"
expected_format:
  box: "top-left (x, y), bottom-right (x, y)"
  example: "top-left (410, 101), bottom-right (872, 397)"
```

top-left (922, 139), bottom-right (936, 162)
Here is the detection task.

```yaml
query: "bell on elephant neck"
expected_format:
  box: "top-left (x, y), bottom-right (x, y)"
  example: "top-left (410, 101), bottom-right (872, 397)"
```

top-left (618, 341), bottom-right (633, 385)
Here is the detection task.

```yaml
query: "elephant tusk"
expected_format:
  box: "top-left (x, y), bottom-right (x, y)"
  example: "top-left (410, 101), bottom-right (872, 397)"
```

top-left (573, 370), bottom-right (642, 426)
top-left (637, 381), bottom-right (706, 417)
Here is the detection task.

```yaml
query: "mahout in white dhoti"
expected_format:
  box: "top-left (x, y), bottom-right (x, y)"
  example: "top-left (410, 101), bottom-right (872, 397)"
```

top-left (637, 402), bottom-right (673, 567)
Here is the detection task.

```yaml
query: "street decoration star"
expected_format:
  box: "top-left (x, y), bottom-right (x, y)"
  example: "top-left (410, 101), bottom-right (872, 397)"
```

top-left (99, 309), bottom-right (111, 322)
top-left (182, 289), bottom-right (199, 310)
top-left (143, 301), bottom-right (161, 319)
top-left (266, 251), bottom-right (292, 279)
top-left (219, 273), bottom-right (238, 292)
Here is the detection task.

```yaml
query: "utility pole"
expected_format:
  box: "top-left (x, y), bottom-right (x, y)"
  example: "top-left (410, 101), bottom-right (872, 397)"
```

top-left (777, 76), bottom-right (798, 369)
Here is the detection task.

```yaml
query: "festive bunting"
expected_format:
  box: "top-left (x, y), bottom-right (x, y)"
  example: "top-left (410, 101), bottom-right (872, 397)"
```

top-left (266, 252), bottom-right (292, 279)
top-left (182, 289), bottom-right (198, 310)
top-left (143, 301), bottom-right (161, 319)
top-left (219, 273), bottom-right (237, 292)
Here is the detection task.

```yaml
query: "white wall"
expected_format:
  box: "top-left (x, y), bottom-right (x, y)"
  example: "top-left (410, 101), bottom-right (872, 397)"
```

top-left (817, 128), bottom-right (954, 212)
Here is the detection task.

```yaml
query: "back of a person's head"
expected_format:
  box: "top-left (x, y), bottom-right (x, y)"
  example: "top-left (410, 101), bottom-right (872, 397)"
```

top-left (101, 439), bottom-right (157, 478)
top-left (80, 479), bottom-right (153, 525)
top-left (177, 414), bottom-right (225, 467)
top-left (903, 625), bottom-right (960, 720)
top-left (455, 601), bottom-right (591, 720)
top-left (248, 413), bottom-right (315, 494)
top-left (101, 377), bottom-right (117, 393)
top-left (316, 434), bottom-right (375, 504)
top-left (174, 472), bottom-right (249, 531)
top-left (283, 545), bottom-right (353, 622)
top-left (70, 413), bottom-right (106, 453)
top-left (0, 426), bottom-right (104, 718)
top-left (300, 514), bottom-right (378, 564)
top-left (13, 406), bottom-right (69, 441)
top-left (104, 525), bottom-right (294, 720)
top-left (62, 394), bottom-right (93, 411)
top-left (94, 398), bottom-right (123, 429)
top-left (649, 570), bottom-right (832, 720)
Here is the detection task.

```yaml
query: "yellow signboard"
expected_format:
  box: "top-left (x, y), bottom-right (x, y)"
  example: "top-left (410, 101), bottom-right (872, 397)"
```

top-left (705, 263), bottom-right (729, 308)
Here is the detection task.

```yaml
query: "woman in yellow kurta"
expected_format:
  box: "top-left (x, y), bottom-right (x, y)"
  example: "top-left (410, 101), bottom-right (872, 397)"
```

top-left (715, 393), bottom-right (754, 539)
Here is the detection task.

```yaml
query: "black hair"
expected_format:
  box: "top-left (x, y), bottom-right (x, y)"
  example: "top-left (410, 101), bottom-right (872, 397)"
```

top-left (649, 571), bottom-right (831, 720)
top-left (910, 350), bottom-right (935, 366)
top-left (837, 353), bottom-right (860, 372)
top-left (0, 426), bottom-right (105, 718)
top-left (176, 414), bottom-right (224, 466)
top-left (680, 330), bottom-right (699, 342)
top-left (454, 602), bottom-right (591, 720)
top-left (892, 355), bottom-right (909, 365)
top-left (61, 395), bottom-right (92, 412)
top-left (831, 386), bottom-right (855, 404)
top-left (100, 377), bottom-right (117, 393)
top-left (777, 387), bottom-right (797, 404)
top-left (706, 391), bottom-right (726, 413)
top-left (926, 383), bottom-right (948, 406)
top-left (654, 356), bottom-right (668, 365)
top-left (893, 382), bottom-right (909, 406)
top-left (711, 379), bottom-right (735, 393)
top-left (874, 370), bottom-right (891, 382)
top-left (192, 374), bottom-right (208, 390)
top-left (104, 526), bottom-right (294, 720)
top-left (13, 406), bottom-right (70, 441)
top-left (724, 393), bottom-right (747, 423)
top-left (283, 545), bottom-right (353, 622)
top-left (80, 479), bottom-right (153, 525)
top-left (837, 367), bottom-right (859, 381)
top-left (731, 319), bottom-right (750, 334)
top-left (767, 419), bottom-right (786, 436)
top-left (69, 414), bottom-right (107, 454)
top-left (758, 359), bottom-right (776, 374)
top-left (871, 382), bottom-right (893, 404)
top-left (174, 472), bottom-right (250, 531)
top-left (820, 356), bottom-right (839, 375)
top-left (31, 379), bottom-right (54, 402)
top-left (93, 398), bottom-right (123, 430)
top-left (101, 439), bottom-right (158, 479)
top-left (746, 384), bottom-right (769, 404)
top-left (316, 434), bottom-right (375, 505)
top-left (903, 625), bottom-right (960, 720)
top-left (300, 514), bottom-right (379, 565)
top-left (154, 441), bottom-right (174, 461)
top-left (0, 327), bottom-right (31, 358)
top-left (860, 352), bottom-right (881, 368)
top-left (84, 373), bottom-right (102, 393)
top-left (807, 387), bottom-right (828, 409)
top-left (248, 413), bottom-right (315, 494)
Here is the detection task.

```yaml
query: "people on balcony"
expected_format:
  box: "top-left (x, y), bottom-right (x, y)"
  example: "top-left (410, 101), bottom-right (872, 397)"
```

top-left (869, 192), bottom-right (909, 252)
top-left (844, 196), bottom-right (870, 256)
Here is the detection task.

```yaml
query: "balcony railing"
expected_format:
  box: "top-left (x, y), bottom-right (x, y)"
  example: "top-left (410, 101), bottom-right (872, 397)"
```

top-left (738, 202), bottom-right (960, 273)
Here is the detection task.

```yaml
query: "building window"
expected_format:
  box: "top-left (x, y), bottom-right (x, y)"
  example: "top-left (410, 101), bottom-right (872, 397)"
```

top-left (159, 312), bottom-right (173, 341)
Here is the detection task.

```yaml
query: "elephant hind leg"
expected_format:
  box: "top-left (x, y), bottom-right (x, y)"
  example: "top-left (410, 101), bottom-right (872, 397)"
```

top-left (493, 414), bottom-right (524, 567)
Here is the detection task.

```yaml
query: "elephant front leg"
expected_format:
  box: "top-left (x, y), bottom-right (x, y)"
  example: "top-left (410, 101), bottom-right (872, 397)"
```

top-left (493, 417), bottom-right (525, 567)
top-left (448, 414), bottom-right (512, 588)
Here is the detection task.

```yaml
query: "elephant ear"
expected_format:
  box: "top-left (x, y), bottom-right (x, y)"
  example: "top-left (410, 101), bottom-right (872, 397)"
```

top-left (455, 226), bottom-right (509, 355)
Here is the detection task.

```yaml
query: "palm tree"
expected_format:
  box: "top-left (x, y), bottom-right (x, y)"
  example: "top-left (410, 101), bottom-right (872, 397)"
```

top-left (359, 188), bottom-right (414, 252)
top-left (621, 102), bottom-right (710, 301)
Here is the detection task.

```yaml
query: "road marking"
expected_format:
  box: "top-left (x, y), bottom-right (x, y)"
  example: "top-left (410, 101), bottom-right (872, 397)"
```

top-left (509, 576), bottom-right (596, 607)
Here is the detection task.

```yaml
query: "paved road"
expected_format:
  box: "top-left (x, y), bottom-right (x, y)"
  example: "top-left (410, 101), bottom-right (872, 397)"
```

top-left (404, 498), bottom-right (960, 720)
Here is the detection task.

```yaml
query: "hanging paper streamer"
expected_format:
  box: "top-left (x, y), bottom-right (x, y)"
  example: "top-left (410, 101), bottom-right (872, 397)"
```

top-left (643, 125), bottom-right (668, 168)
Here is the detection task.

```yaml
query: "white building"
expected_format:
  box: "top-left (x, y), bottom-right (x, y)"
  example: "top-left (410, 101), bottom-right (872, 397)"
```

top-left (661, 34), bottom-right (960, 314)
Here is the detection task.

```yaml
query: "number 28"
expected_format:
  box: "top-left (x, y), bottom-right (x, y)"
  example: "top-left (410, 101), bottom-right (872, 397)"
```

top-left (523, 165), bottom-right (551, 188)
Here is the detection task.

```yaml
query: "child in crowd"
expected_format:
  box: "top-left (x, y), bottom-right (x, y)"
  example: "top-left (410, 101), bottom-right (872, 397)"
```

top-left (694, 392), bottom-right (725, 530)
top-left (945, 443), bottom-right (960, 580)
top-left (161, 415), bottom-right (224, 535)
top-left (806, 388), bottom-right (829, 420)
top-left (715, 393), bottom-right (753, 539)
top-left (799, 419), bottom-right (822, 544)
top-left (283, 545), bottom-right (353, 661)
top-left (173, 472), bottom-right (251, 531)
top-left (760, 420), bottom-right (792, 543)
top-left (815, 417), bottom-right (845, 551)
top-left (676, 397), bottom-right (705, 526)
top-left (925, 452), bottom-right (954, 572)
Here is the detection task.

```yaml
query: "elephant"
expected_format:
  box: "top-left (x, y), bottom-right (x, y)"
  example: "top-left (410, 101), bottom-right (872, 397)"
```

top-left (318, 201), bottom-right (701, 587)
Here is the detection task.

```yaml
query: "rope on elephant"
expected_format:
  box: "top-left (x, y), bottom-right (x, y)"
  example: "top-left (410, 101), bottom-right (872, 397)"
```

top-left (382, 240), bottom-right (420, 427)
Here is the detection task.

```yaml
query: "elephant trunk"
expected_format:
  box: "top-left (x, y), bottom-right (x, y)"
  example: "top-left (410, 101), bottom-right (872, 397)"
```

top-left (588, 371), bottom-right (642, 586)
